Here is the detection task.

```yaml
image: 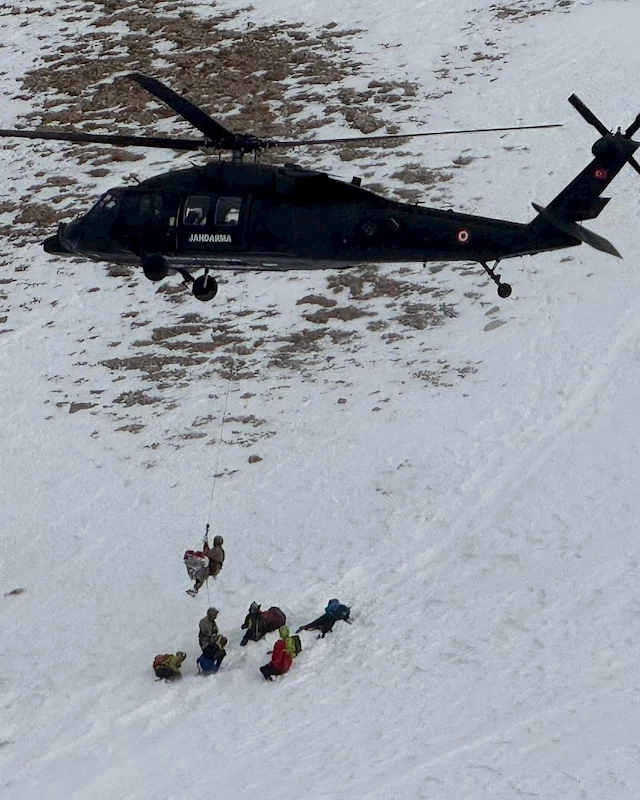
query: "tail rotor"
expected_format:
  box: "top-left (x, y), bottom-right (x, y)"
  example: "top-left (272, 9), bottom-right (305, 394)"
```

top-left (568, 94), bottom-right (610, 137)
top-left (569, 93), bottom-right (640, 176)
top-left (529, 94), bottom-right (640, 260)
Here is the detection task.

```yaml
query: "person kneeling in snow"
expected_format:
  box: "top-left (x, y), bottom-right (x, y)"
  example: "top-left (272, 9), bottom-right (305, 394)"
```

top-left (153, 652), bottom-right (187, 681)
top-left (296, 599), bottom-right (351, 639)
top-left (197, 635), bottom-right (227, 675)
top-left (259, 626), bottom-right (301, 682)
top-left (240, 602), bottom-right (286, 646)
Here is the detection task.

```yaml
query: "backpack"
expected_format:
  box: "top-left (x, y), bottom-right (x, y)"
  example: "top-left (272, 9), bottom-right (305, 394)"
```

top-left (153, 654), bottom-right (176, 679)
top-left (262, 606), bottom-right (286, 631)
top-left (289, 634), bottom-right (302, 657)
top-left (325, 600), bottom-right (350, 621)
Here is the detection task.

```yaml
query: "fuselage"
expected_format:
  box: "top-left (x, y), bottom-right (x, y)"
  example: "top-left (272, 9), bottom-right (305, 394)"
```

top-left (45, 160), bottom-right (574, 273)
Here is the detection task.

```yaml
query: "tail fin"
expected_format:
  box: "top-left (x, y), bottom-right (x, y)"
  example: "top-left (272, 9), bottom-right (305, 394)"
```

top-left (542, 132), bottom-right (637, 223)
top-left (530, 95), bottom-right (640, 255)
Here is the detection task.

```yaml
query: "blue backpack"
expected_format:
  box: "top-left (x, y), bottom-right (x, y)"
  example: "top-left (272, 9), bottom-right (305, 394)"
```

top-left (325, 599), bottom-right (350, 621)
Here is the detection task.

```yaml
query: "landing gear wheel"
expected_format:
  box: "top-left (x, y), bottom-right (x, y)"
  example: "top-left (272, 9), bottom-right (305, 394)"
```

top-left (192, 273), bottom-right (219, 302)
top-left (480, 260), bottom-right (512, 299)
top-left (141, 254), bottom-right (169, 282)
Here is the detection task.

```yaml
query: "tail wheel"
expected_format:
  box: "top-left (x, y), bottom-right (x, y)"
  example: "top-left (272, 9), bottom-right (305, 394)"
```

top-left (192, 273), bottom-right (219, 301)
top-left (497, 282), bottom-right (512, 298)
top-left (141, 254), bottom-right (169, 282)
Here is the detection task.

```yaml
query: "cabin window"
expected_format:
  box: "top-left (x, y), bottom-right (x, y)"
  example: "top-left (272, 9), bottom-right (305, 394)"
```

top-left (183, 196), bottom-right (210, 226)
top-left (124, 193), bottom-right (163, 226)
top-left (215, 197), bottom-right (241, 226)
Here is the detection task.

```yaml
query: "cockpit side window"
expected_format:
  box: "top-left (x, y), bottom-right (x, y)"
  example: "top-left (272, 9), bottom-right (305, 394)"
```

top-left (215, 197), bottom-right (241, 226)
top-left (183, 196), bottom-right (210, 226)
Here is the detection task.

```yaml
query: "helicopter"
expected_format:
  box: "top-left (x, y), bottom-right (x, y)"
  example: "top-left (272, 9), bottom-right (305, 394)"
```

top-left (1, 73), bottom-right (638, 302)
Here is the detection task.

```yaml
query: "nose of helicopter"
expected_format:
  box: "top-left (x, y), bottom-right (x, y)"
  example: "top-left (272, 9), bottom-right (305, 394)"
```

top-left (43, 233), bottom-right (67, 254)
top-left (43, 222), bottom-right (71, 255)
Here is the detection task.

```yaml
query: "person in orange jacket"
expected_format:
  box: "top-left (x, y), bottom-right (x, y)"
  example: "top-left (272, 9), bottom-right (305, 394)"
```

top-left (259, 626), bottom-right (296, 681)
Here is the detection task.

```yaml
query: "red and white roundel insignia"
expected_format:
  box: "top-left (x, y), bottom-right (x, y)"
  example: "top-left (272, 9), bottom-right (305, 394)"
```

top-left (594, 167), bottom-right (608, 181)
top-left (457, 229), bottom-right (470, 244)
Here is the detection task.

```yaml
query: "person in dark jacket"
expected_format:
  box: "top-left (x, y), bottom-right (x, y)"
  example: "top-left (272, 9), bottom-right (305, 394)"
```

top-left (259, 626), bottom-right (296, 681)
top-left (240, 602), bottom-right (263, 645)
top-left (197, 635), bottom-right (227, 675)
top-left (198, 607), bottom-right (219, 650)
top-left (296, 599), bottom-right (351, 638)
top-left (240, 603), bottom-right (286, 646)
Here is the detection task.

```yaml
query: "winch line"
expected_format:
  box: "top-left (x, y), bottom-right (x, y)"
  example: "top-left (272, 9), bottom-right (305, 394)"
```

top-left (203, 275), bottom-right (248, 601)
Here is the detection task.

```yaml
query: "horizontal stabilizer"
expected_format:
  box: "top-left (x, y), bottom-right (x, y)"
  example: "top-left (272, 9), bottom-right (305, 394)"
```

top-left (532, 202), bottom-right (621, 258)
top-left (565, 196), bottom-right (610, 222)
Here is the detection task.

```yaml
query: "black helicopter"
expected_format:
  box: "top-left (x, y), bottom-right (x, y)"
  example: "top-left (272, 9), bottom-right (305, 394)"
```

top-left (1, 73), bottom-right (638, 301)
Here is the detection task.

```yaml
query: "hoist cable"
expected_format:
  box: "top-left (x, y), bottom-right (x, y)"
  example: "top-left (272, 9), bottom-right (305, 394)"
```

top-left (203, 277), bottom-right (248, 603)
top-left (204, 275), bottom-right (249, 542)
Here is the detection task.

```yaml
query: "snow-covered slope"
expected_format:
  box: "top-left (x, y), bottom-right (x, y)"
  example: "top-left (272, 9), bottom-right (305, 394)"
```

top-left (2, 1), bottom-right (640, 798)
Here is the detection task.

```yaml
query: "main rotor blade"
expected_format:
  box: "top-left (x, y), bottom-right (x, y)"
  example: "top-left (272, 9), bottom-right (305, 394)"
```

top-left (0, 128), bottom-right (207, 151)
top-left (628, 155), bottom-right (640, 177)
top-left (264, 123), bottom-right (563, 149)
top-left (128, 73), bottom-right (237, 149)
top-left (625, 112), bottom-right (640, 139)
top-left (568, 94), bottom-right (610, 137)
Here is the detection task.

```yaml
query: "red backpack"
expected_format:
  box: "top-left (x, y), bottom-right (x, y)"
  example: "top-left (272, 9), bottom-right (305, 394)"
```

top-left (153, 654), bottom-right (171, 671)
top-left (261, 607), bottom-right (286, 631)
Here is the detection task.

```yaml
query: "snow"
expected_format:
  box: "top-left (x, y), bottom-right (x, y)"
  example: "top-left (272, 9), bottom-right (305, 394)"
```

top-left (2, 1), bottom-right (640, 798)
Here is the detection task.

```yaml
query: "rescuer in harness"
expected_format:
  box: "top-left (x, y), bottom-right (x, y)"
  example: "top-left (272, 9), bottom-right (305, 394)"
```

top-left (184, 525), bottom-right (225, 596)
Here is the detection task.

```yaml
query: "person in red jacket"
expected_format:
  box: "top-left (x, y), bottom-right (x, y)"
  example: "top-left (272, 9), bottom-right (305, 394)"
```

top-left (259, 625), bottom-right (294, 681)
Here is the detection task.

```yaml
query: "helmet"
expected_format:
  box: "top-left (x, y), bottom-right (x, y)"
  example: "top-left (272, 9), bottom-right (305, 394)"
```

top-left (213, 535), bottom-right (224, 546)
top-left (176, 651), bottom-right (186, 659)
top-left (218, 636), bottom-right (228, 648)
top-left (249, 601), bottom-right (260, 614)
top-left (208, 607), bottom-right (219, 617)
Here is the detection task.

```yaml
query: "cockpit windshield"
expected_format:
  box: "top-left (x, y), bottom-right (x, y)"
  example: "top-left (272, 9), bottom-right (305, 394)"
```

top-left (86, 191), bottom-right (121, 222)
top-left (63, 189), bottom-right (125, 254)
